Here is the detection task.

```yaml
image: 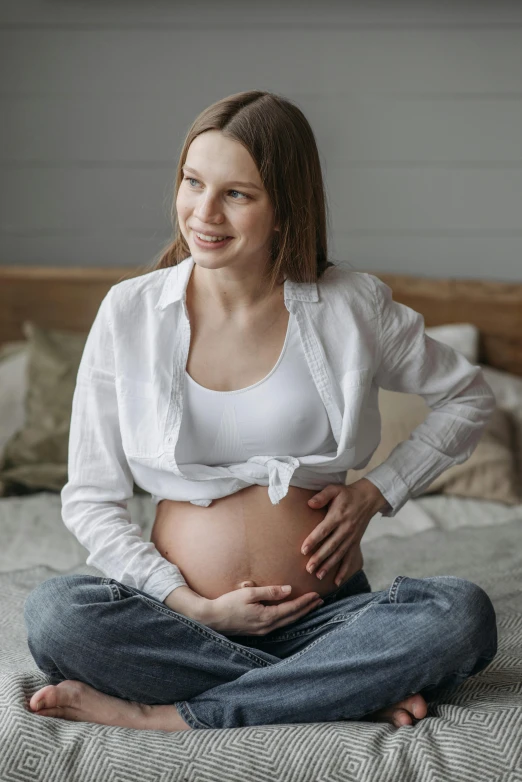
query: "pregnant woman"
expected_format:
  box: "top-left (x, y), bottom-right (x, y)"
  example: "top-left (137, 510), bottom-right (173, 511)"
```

top-left (24, 90), bottom-right (498, 733)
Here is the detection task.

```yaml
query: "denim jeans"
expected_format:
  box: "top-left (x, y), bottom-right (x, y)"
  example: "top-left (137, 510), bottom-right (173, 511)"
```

top-left (23, 569), bottom-right (498, 730)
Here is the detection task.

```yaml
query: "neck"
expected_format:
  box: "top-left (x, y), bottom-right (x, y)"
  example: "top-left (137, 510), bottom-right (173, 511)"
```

top-left (190, 263), bottom-right (284, 313)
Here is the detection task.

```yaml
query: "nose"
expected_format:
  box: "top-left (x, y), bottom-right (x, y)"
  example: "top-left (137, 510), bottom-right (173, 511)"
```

top-left (193, 191), bottom-right (225, 224)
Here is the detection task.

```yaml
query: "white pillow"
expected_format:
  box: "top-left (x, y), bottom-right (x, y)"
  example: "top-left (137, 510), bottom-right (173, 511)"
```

top-left (480, 364), bottom-right (522, 411)
top-left (425, 323), bottom-right (479, 364)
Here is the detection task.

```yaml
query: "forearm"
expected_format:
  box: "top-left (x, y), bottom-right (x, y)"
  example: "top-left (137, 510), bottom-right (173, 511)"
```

top-left (163, 585), bottom-right (213, 623)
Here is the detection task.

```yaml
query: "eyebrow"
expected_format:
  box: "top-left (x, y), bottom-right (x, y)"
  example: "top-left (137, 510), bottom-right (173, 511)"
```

top-left (182, 165), bottom-right (262, 191)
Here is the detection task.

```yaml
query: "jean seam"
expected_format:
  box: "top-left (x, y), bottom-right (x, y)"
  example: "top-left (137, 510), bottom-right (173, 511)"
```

top-left (174, 700), bottom-right (211, 730)
top-left (260, 572), bottom-right (371, 643)
top-left (110, 583), bottom-right (271, 668)
top-left (388, 575), bottom-right (407, 603)
top-left (261, 610), bottom-right (369, 643)
top-left (268, 599), bottom-right (378, 668)
top-left (102, 579), bottom-right (120, 602)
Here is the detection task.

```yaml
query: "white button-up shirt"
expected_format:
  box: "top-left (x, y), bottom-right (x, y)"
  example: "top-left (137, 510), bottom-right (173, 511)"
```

top-left (61, 256), bottom-right (496, 602)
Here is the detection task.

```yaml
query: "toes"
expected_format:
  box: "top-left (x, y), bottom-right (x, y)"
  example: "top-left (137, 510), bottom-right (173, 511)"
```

top-left (409, 694), bottom-right (428, 719)
top-left (393, 709), bottom-right (413, 727)
top-left (29, 680), bottom-right (85, 713)
top-left (29, 685), bottom-right (55, 711)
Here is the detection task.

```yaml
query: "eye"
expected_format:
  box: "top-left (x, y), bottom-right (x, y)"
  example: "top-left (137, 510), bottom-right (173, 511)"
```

top-left (183, 177), bottom-right (249, 200)
top-left (229, 189), bottom-right (248, 200)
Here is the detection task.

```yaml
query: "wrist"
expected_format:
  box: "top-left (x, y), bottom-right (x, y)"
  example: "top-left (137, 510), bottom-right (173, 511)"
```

top-left (355, 478), bottom-right (391, 514)
top-left (163, 585), bottom-right (211, 623)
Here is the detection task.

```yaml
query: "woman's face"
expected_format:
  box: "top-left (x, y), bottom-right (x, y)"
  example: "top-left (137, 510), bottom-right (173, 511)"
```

top-left (176, 130), bottom-right (279, 273)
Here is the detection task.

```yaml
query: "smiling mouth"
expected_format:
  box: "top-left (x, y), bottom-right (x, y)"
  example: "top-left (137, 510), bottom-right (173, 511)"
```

top-left (192, 231), bottom-right (234, 244)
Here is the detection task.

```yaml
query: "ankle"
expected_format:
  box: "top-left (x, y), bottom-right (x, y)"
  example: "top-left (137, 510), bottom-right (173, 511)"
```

top-left (142, 703), bottom-right (192, 732)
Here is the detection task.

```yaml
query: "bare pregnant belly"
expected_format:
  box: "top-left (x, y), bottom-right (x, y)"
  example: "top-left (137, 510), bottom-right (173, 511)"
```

top-left (150, 484), bottom-right (363, 602)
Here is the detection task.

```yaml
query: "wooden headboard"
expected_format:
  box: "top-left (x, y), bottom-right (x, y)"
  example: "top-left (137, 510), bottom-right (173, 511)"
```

top-left (1, 265), bottom-right (521, 377)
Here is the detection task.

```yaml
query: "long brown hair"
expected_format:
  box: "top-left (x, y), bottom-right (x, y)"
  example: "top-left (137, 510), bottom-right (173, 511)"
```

top-left (139, 90), bottom-right (340, 294)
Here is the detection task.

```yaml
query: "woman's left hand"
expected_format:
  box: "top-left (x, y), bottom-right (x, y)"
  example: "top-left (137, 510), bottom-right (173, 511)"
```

top-left (301, 479), bottom-right (389, 586)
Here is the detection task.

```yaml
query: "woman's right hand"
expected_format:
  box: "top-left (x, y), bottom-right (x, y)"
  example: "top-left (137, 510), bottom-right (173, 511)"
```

top-left (204, 581), bottom-right (325, 636)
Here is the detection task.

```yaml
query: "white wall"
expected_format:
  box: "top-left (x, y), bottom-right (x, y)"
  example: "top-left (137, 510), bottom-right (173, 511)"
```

top-left (1, 0), bottom-right (521, 281)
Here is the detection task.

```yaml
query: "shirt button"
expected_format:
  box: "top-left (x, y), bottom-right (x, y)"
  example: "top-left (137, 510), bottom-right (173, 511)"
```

top-left (167, 436), bottom-right (172, 443)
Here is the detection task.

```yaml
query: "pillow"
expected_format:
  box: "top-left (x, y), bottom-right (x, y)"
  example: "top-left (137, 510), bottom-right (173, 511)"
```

top-left (0, 322), bottom-right (88, 495)
top-left (0, 342), bottom-right (28, 458)
top-left (425, 323), bottom-right (479, 364)
top-left (480, 364), bottom-right (522, 487)
top-left (0, 340), bottom-right (28, 362)
top-left (423, 321), bottom-right (522, 489)
top-left (346, 386), bottom-right (520, 504)
top-left (0, 322), bottom-right (147, 498)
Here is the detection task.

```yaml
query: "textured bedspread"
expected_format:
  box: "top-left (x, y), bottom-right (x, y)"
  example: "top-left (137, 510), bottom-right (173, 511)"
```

top-left (1, 493), bottom-right (521, 782)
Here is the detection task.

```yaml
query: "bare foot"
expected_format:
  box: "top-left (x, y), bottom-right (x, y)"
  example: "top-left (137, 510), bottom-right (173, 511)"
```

top-left (27, 680), bottom-right (192, 732)
top-left (362, 693), bottom-right (428, 728)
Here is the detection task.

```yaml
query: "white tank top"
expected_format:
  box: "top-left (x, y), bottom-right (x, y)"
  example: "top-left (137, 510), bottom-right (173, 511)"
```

top-left (175, 311), bottom-right (338, 467)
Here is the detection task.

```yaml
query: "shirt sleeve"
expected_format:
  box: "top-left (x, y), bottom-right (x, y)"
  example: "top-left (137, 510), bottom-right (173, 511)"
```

top-left (60, 287), bottom-right (188, 603)
top-left (362, 274), bottom-right (497, 518)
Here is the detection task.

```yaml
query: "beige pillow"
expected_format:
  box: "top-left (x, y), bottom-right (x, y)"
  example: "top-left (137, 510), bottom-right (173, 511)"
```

top-left (0, 321), bottom-right (147, 498)
top-left (480, 364), bottom-right (522, 487)
top-left (0, 340), bottom-right (27, 362)
top-left (346, 388), bottom-right (521, 505)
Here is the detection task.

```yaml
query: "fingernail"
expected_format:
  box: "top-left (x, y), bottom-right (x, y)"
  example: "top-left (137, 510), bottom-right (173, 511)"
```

top-left (282, 585), bottom-right (291, 593)
top-left (317, 571), bottom-right (325, 580)
top-left (35, 701), bottom-right (44, 710)
top-left (302, 546), bottom-right (309, 555)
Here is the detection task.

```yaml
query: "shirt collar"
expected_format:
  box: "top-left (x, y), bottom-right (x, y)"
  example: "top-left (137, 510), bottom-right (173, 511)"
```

top-left (155, 255), bottom-right (319, 310)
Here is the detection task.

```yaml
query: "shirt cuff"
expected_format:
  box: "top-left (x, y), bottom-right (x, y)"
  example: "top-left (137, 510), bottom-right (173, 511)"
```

top-left (363, 443), bottom-right (455, 518)
top-left (361, 466), bottom-right (407, 517)
top-left (140, 566), bottom-right (189, 604)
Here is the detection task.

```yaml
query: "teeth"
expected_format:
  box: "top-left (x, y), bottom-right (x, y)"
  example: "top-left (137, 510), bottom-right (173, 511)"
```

top-left (196, 232), bottom-right (228, 242)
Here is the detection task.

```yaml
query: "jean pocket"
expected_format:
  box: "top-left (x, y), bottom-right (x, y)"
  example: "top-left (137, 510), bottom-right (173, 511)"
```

top-left (104, 579), bottom-right (154, 602)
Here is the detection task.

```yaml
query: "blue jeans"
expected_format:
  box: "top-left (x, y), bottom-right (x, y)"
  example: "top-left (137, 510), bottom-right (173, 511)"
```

top-left (23, 569), bottom-right (498, 730)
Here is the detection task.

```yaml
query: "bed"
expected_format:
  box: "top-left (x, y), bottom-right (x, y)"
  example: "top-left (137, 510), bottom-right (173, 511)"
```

top-left (0, 264), bottom-right (521, 782)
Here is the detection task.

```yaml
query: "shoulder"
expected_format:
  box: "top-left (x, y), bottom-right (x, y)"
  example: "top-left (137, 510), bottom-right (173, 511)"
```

top-left (318, 264), bottom-right (380, 316)
top-left (107, 267), bottom-right (172, 318)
